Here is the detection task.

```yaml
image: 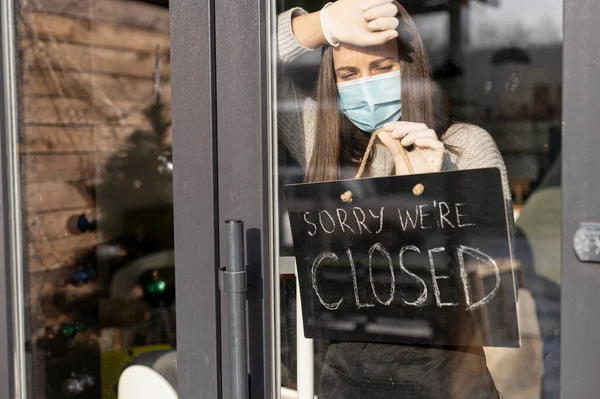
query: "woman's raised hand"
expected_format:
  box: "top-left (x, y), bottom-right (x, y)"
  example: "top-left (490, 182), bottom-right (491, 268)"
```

top-left (377, 122), bottom-right (445, 175)
top-left (326, 0), bottom-right (399, 47)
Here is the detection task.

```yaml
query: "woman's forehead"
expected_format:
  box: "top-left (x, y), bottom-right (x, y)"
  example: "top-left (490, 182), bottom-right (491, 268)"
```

top-left (332, 41), bottom-right (399, 68)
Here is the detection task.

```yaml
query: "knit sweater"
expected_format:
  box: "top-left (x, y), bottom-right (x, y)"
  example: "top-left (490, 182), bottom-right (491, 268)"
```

top-left (277, 8), bottom-right (513, 398)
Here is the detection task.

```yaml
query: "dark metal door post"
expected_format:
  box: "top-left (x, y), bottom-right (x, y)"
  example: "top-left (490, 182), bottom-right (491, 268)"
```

top-left (562, 0), bottom-right (600, 397)
top-left (170, 0), bottom-right (222, 396)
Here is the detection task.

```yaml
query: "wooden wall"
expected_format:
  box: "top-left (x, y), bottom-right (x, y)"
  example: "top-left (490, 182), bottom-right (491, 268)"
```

top-left (19, 0), bottom-right (171, 275)
top-left (17, 1), bottom-right (172, 395)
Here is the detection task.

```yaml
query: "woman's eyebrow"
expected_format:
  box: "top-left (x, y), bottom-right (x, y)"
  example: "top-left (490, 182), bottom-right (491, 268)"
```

top-left (370, 57), bottom-right (394, 67)
top-left (335, 65), bottom-right (359, 74)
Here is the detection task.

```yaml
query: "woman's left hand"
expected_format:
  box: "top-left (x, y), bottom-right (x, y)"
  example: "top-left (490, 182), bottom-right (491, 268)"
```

top-left (377, 121), bottom-right (444, 175)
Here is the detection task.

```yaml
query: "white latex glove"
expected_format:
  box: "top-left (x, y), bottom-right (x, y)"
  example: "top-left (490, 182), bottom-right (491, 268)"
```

top-left (324, 0), bottom-right (399, 47)
top-left (377, 122), bottom-right (445, 175)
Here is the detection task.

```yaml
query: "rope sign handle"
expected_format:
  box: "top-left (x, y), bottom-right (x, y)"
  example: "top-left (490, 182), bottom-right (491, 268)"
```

top-left (354, 129), bottom-right (414, 178)
top-left (341, 129), bottom-right (424, 203)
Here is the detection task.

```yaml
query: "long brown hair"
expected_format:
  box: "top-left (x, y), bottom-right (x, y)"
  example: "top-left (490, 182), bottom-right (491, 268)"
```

top-left (304, 2), bottom-right (439, 183)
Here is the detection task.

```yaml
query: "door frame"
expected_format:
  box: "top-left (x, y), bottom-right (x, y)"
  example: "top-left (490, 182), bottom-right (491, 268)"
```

top-left (170, 0), bottom-right (275, 397)
top-left (561, 0), bottom-right (600, 397)
top-left (1, 0), bottom-right (28, 396)
top-left (169, 0), bottom-right (222, 397)
top-left (213, 0), bottom-right (276, 395)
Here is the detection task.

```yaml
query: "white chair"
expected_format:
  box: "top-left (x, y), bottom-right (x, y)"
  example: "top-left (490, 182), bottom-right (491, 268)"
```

top-left (118, 350), bottom-right (177, 399)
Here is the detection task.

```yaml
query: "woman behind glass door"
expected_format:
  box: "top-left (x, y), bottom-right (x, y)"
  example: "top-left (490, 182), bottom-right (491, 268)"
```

top-left (277, 0), bottom-right (514, 397)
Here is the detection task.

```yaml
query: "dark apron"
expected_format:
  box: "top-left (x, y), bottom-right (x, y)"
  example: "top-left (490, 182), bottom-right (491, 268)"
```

top-left (318, 342), bottom-right (500, 399)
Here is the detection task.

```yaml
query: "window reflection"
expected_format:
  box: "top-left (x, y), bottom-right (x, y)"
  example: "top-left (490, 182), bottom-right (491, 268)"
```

top-left (17, 0), bottom-right (176, 397)
top-left (276, 0), bottom-right (561, 398)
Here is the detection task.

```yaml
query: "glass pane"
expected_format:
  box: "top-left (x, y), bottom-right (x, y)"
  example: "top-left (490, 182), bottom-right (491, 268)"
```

top-left (12, 0), bottom-right (176, 397)
top-left (273, 0), bottom-right (561, 397)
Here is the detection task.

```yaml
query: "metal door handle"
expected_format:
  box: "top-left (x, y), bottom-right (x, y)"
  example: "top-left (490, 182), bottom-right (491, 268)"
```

top-left (219, 220), bottom-right (249, 399)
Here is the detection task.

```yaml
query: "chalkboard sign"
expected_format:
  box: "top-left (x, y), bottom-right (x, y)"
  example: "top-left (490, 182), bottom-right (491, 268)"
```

top-left (284, 168), bottom-right (519, 348)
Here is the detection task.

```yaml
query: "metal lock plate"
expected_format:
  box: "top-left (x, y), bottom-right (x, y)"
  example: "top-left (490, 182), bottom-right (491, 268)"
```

top-left (573, 223), bottom-right (600, 262)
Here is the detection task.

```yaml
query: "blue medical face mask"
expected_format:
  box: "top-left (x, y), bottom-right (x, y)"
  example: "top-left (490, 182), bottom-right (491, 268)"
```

top-left (336, 71), bottom-right (401, 133)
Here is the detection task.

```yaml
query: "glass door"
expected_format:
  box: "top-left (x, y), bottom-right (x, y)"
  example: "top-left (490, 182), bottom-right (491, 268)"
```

top-left (1, 0), bottom-right (179, 397)
top-left (271, 0), bottom-right (563, 397)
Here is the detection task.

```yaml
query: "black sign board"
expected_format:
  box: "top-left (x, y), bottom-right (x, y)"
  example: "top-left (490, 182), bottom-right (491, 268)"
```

top-left (284, 168), bottom-right (519, 348)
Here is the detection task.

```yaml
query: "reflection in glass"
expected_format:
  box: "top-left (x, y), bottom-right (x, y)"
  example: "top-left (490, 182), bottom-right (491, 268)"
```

top-left (14, 0), bottom-right (176, 397)
top-left (275, 0), bottom-right (562, 398)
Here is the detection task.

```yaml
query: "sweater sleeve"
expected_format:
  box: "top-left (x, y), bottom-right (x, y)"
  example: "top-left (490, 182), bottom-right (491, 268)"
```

top-left (443, 124), bottom-right (511, 202)
top-left (277, 8), bottom-right (319, 168)
top-left (444, 124), bottom-right (518, 286)
top-left (277, 8), bottom-right (313, 70)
